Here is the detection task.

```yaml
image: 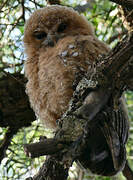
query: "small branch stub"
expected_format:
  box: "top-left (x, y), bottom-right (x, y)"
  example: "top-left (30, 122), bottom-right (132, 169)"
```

top-left (24, 139), bottom-right (66, 158)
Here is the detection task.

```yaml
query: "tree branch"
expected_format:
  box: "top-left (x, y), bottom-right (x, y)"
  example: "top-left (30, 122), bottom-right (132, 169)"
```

top-left (24, 139), bottom-right (66, 158)
top-left (32, 156), bottom-right (69, 180)
top-left (0, 73), bottom-right (35, 162)
top-left (74, 1), bottom-right (95, 13)
top-left (110, 0), bottom-right (133, 8)
top-left (123, 161), bottom-right (133, 180)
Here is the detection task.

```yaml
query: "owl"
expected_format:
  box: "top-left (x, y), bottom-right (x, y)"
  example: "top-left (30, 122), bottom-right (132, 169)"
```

top-left (24, 5), bottom-right (110, 129)
top-left (24, 5), bottom-right (129, 177)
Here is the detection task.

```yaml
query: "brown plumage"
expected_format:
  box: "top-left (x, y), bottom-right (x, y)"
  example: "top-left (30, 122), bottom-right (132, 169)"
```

top-left (24, 5), bottom-right (110, 129)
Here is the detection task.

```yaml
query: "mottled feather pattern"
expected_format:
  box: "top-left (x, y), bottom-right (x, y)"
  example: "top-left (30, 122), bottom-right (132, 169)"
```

top-left (24, 5), bottom-right (109, 128)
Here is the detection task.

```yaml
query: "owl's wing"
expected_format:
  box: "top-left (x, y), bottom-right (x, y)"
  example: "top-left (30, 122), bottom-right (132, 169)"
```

top-left (100, 100), bottom-right (129, 172)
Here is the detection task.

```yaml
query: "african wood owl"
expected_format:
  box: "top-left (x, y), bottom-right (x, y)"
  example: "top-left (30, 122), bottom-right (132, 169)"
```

top-left (24, 5), bottom-right (110, 129)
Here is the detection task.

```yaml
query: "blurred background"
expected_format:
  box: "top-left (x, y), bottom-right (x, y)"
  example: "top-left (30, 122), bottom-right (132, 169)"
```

top-left (0, 0), bottom-right (132, 179)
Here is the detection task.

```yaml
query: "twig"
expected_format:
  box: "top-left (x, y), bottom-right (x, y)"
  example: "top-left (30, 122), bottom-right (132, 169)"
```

top-left (0, 127), bottom-right (18, 163)
top-left (0, 0), bottom-right (9, 11)
top-left (21, 0), bottom-right (25, 22)
top-left (74, 2), bottom-right (95, 13)
top-left (107, 30), bottom-right (127, 44)
top-left (46, 0), bottom-right (60, 5)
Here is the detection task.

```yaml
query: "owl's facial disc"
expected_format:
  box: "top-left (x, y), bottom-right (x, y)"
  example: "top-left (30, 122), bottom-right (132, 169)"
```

top-left (42, 22), bottom-right (68, 47)
top-left (32, 22), bottom-right (68, 47)
top-left (33, 30), bottom-right (54, 47)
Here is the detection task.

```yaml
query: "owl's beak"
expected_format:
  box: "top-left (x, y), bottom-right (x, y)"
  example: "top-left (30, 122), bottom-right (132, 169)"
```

top-left (43, 33), bottom-right (55, 47)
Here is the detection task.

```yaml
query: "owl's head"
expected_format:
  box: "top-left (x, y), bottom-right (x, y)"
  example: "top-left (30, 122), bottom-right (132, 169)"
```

top-left (23, 5), bottom-right (94, 50)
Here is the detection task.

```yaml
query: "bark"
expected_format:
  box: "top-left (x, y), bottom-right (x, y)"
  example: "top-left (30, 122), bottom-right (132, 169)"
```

top-left (0, 73), bottom-right (35, 128)
top-left (24, 138), bottom-right (65, 158)
top-left (26, 156), bottom-right (69, 180)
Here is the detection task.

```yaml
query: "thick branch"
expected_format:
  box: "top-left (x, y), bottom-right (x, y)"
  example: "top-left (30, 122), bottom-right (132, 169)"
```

top-left (0, 73), bottom-right (35, 128)
top-left (32, 156), bottom-right (69, 180)
top-left (0, 73), bottom-right (35, 162)
top-left (95, 33), bottom-right (133, 92)
top-left (104, 36), bottom-right (133, 78)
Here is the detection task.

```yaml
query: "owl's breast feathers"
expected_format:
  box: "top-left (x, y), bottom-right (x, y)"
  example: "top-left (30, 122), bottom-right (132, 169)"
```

top-left (25, 35), bottom-right (110, 128)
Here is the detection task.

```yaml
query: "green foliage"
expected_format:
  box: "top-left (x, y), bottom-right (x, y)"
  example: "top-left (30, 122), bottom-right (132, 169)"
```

top-left (0, 0), bottom-right (132, 179)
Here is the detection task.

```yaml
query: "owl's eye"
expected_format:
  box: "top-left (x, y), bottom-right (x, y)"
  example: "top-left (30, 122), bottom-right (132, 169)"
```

top-left (34, 32), bottom-right (47, 40)
top-left (57, 23), bottom-right (67, 32)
